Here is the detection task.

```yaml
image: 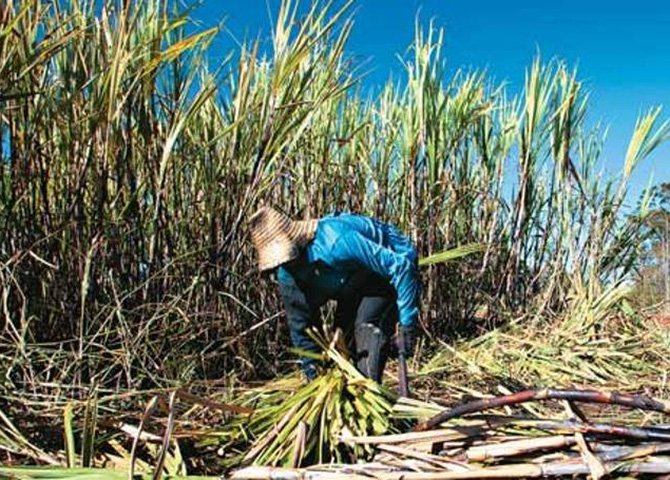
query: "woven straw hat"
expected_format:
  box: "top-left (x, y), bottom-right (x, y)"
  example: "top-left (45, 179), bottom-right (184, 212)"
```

top-left (248, 206), bottom-right (319, 272)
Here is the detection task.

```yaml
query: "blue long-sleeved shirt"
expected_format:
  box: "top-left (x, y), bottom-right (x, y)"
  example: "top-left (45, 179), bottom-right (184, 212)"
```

top-left (277, 214), bottom-right (420, 327)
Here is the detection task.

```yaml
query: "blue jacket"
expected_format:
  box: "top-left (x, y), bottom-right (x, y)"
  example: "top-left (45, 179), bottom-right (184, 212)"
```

top-left (277, 214), bottom-right (420, 327)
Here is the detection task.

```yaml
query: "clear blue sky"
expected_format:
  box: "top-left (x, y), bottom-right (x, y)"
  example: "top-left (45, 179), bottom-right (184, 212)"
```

top-left (195, 0), bottom-right (669, 201)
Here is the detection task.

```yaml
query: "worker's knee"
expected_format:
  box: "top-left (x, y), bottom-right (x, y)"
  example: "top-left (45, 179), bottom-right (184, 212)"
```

top-left (355, 322), bottom-right (389, 382)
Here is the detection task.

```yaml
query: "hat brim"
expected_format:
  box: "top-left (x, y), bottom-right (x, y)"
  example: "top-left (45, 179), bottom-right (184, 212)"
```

top-left (257, 240), bottom-right (301, 272)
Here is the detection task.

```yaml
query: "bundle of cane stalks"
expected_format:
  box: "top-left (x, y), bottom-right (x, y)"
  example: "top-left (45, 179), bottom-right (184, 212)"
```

top-left (206, 332), bottom-right (397, 467)
top-left (230, 388), bottom-right (670, 479)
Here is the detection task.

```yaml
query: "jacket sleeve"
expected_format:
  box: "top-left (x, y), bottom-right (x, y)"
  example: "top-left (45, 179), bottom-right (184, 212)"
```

top-left (277, 269), bottom-right (320, 379)
top-left (385, 225), bottom-right (418, 264)
top-left (329, 231), bottom-right (420, 327)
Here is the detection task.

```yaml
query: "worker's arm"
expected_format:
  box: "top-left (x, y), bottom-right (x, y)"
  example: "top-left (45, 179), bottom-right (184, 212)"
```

top-left (329, 231), bottom-right (420, 328)
top-left (277, 268), bottom-right (320, 380)
top-left (383, 223), bottom-right (418, 264)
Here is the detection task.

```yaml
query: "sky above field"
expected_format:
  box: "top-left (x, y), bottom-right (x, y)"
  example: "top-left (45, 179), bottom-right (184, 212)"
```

top-left (195, 0), bottom-right (669, 202)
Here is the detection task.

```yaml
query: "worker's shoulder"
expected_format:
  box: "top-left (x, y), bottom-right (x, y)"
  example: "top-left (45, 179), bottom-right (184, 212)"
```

top-left (317, 213), bottom-right (370, 239)
top-left (318, 212), bottom-right (371, 228)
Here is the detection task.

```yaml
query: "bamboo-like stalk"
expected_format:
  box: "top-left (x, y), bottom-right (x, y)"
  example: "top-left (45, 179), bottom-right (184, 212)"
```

top-left (129, 396), bottom-right (158, 480)
top-left (377, 444), bottom-right (473, 472)
top-left (464, 435), bottom-right (574, 462)
top-left (417, 389), bottom-right (670, 431)
top-left (340, 426), bottom-right (488, 445)
top-left (229, 458), bottom-right (670, 480)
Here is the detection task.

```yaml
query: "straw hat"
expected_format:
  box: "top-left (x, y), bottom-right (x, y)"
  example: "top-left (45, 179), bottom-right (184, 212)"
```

top-left (248, 206), bottom-right (319, 272)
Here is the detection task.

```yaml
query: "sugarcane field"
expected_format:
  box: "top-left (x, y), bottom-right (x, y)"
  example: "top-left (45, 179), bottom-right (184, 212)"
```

top-left (2, 0), bottom-right (670, 478)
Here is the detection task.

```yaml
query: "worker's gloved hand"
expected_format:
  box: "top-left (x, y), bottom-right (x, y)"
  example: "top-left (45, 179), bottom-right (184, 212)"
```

top-left (300, 358), bottom-right (319, 382)
top-left (303, 363), bottom-right (318, 382)
top-left (396, 325), bottom-right (415, 357)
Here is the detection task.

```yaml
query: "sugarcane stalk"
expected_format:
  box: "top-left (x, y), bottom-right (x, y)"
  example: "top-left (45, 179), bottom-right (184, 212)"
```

top-left (456, 416), bottom-right (670, 443)
top-left (229, 466), bottom-right (371, 480)
top-left (377, 444), bottom-right (473, 472)
top-left (532, 419), bottom-right (670, 442)
top-left (243, 404), bottom-right (300, 462)
top-left (152, 391), bottom-right (177, 480)
top-left (574, 431), bottom-right (606, 480)
top-left (230, 458), bottom-right (670, 479)
top-left (291, 421), bottom-right (308, 468)
top-left (598, 442), bottom-right (670, 461)
top-left (129, 396), bottom-right (158, 480)
top-left (564, 398), bottom-right (607, 480)
top-left (341, 426), bottom-right (488, 445)
top-left (416, 388), bottom-right (670, 431)
top-left (465, 435), bottom-right (575, 462)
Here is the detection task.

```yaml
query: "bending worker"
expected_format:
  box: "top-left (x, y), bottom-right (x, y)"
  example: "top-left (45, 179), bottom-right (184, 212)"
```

top-left (248, 206), bottom-right (420, 384)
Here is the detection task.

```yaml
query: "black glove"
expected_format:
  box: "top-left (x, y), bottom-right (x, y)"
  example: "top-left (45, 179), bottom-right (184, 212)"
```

top-left (302, 361), bottom-right (319, 382)
top-left (396, 325), bottom-right (415, 357)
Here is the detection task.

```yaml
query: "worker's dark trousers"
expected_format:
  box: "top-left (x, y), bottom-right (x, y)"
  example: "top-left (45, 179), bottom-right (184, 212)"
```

top-left (335, 294), bottom-right (397, 382)
top-left (280, 273), bottom-right (397, 382)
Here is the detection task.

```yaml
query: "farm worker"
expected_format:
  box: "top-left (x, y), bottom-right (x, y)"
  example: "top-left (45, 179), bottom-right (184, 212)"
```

top-left (248, 206), bottom-right (420, 383)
